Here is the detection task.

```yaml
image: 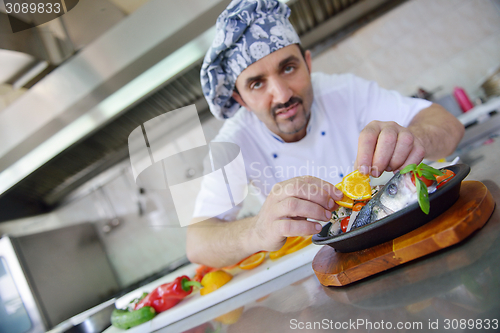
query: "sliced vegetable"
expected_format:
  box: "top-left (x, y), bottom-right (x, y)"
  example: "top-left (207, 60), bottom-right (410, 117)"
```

top-left (200, 270), bottom-right (233, 296)
top-left (111, 306), bottom-right (156, 330)
top-left (135, 276), bottom-right (202, 313)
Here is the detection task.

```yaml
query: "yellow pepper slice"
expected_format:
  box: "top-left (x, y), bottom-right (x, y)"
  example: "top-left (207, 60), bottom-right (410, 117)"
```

top-left (200, 270), bottom-right (232, 296)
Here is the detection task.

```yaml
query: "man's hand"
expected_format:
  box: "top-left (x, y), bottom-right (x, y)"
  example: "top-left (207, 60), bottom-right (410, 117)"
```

top-left (251, 176), bottom-right (343, 252)
top-left (354, 104), bottom-right (464, 177)
top-left (187, 176), bottom-right (343, 267)
top-left (354, 121), bottom-right (425, 177)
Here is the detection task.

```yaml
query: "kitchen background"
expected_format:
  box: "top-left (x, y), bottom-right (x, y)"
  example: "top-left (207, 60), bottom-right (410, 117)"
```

top-left (0, 0), bottom-right (500, 327)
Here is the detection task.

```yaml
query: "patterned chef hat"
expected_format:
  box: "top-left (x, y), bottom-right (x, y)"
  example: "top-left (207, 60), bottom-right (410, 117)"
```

top-left (200, 0), bottom-right (301, 119)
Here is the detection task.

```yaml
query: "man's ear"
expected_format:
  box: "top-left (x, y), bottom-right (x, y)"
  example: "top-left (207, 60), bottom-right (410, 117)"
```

top-left (304, 50), bottom-right (312, 73)
top-left (232, 90), bottom-right (248, 108)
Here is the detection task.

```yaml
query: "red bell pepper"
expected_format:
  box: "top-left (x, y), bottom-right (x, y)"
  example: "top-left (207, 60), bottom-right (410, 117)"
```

top-left (135, 275), bottom-right (202, 313)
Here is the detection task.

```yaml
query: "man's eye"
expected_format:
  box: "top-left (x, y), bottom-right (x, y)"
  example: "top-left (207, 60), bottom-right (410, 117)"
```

top-left (284, 65), bottom-right (295, 74)
top-left (251, 81), bottom-right (262, 90)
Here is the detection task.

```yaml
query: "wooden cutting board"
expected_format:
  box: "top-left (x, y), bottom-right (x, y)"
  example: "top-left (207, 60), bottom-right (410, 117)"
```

top-left (313, 181), bottom-right (496, 287)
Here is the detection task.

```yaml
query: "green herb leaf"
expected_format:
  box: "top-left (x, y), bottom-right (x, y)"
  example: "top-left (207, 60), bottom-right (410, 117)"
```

top-left (420, 169), bottom-right (437, 180)
top-left (416, 177), bottom-right (430, 214)
top-left (418, 163), bottom-right (444, 177)
top-left (400, 164), bottom-right (417, 174)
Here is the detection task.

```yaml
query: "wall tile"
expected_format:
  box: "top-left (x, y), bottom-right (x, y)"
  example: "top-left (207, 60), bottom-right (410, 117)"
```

top-left (312, 0), bottom-right (500, 101)
top-left (372, 41), bottom-right (425, 86)
top-left (383, 0), bottom-right (427, 35)
top-left (312, 40), bottom-right (361, 74)
top-left (418, 0), bottom-right (468, 23)
top-left (477, 32), bottom-right (500, 76)
top-left (457, 0), bottom-right (500, 37)
top-left (350, 60), bottom-right (381, 83)
top-left (344, 19), bottom-right (402, 61)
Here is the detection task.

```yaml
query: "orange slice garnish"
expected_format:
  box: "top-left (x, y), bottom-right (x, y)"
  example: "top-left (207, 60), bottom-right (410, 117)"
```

top-left (285, 235), bottom-right (313, 255)
top-left (341, 170), bottom-right (371, 200)
top-left (269, 236), bottom-right (302, 260)
top-left (333, 182), bottom-right (354, 209)
top-left (238, 252), bottom-right (266, 270)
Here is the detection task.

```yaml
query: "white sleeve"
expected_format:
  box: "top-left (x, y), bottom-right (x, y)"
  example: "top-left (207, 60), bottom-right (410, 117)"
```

top-left (349, 75), bottom-right (432, 131)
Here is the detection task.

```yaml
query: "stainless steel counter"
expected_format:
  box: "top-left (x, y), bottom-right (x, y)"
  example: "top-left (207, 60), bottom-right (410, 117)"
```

top-left (159, 138), bottom-right (500, 333)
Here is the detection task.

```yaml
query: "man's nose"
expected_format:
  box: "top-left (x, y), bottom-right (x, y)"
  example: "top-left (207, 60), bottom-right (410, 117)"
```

top-left (269, 77), bottom-right (293, 105)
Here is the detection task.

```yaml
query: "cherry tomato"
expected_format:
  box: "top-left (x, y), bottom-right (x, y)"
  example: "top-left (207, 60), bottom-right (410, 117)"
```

top-left (435, 169), bottom-right (455, 183)
top-left (352, 202), bottom-right (367, 211)
top-left (410, 172), bottom-right (434, 187)
top-left (436, 169), bottom-right (455, 189)
top-left (341, 217), bottom-right (350, 233)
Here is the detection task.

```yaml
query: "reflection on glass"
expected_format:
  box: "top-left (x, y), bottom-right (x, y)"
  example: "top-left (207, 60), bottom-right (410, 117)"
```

top-left (0, 257), bottom-right (32, 333)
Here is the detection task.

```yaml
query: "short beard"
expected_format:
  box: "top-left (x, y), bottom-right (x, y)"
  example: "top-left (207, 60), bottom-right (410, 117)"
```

top-left (272, 96), bottom-right (310, 135)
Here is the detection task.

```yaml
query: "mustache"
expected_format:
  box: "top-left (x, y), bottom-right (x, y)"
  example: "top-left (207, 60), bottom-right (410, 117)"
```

top-left (271, 96), bottom-right (303, 117)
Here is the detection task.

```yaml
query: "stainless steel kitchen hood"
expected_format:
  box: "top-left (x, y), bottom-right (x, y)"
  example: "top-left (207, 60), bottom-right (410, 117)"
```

top-left (0, 0), bottom-right (229, 177)
top-left (0, 0), bottom-right (404, 221)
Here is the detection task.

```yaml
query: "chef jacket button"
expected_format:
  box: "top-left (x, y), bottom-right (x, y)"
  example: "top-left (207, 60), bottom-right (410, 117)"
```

top-left (321, 131), bottom-right (326, 136)
top-left (273, 153), bottom-right (278, 159)
top-left (340, 173), bottom-right (343, 178)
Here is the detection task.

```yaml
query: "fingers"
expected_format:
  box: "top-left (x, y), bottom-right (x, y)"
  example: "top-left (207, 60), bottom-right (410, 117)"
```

top-left (276, 219), bottom-right (323, 237)
top-left (373, 127), bottom-right (415, 175)
top-left (332, 185), bottom-right (343, 201)
top-left (355, 122), bottom-right (380, 175)
top-left (277, 197), bottom-right (332, 222)
top-left (257, 176), bottom-right (338, 247)
top-left (387, 130), bottom-right (414, 171)
top-left (371, 126), bottom-right (398, 177)
top-left (356, 121), bottom-right (426, 177)
top-left (399, 140), bottom-right (426, 169)
top-left (271, 176), bottom-right (341, 210)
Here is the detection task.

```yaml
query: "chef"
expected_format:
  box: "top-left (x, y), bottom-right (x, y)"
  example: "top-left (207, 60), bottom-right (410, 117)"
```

top-left (186, 0), bottom-right (464, 267)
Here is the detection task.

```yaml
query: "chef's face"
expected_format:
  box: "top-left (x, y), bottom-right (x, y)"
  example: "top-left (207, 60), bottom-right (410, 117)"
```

top-left (232, 44), bottom-right (313, 143)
